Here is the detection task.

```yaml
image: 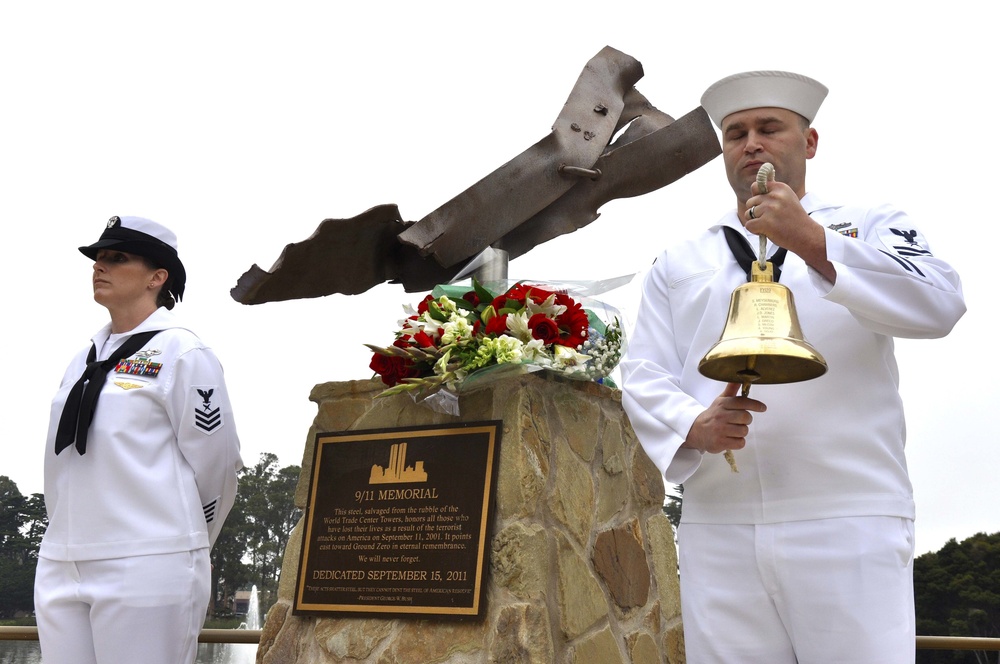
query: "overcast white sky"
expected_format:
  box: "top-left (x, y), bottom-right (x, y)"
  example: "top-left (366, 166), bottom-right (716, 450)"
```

top-left (1, 2), bottom-right (991, 556)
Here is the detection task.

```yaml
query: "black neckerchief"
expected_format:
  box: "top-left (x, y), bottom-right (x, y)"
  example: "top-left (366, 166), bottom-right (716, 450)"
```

top-left (54, 330), bottom-right (162, 455)
top-left (722, 226), bottom-right (788, 282)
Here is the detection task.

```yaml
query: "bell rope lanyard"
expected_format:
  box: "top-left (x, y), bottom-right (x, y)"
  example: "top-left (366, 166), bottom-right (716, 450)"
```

top-left (720, 163), bottom-right (775, 472)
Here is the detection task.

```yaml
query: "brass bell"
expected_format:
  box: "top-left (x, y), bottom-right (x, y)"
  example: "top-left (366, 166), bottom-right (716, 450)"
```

top-left (698, 260), bottom-right (828, 385)
top-left (698, 163), bottom-right (827, 474)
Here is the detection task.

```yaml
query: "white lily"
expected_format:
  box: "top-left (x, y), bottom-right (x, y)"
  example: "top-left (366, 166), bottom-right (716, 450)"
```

top-left (553, 344), bottom-right (592, 368)
top-left (506, 311), bottom-right (533, 343)
top-left (525, 292), bottom-right (567, 319)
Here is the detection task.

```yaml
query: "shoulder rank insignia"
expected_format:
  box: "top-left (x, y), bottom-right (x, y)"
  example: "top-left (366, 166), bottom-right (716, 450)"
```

top-left (873, 226), bottom-right (933, 277)
top-left (887, 227), bottom-right (932, 257)
top-left (193, 386), bottom-right (224, 434)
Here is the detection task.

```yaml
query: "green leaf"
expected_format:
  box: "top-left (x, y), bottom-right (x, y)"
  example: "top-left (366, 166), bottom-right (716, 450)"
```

top-left (499, 303), bottom-right (524, 315)
top-left (473, 278), bottom-right (497, 306)
top-left (426, 300), bottom-right (448, 322)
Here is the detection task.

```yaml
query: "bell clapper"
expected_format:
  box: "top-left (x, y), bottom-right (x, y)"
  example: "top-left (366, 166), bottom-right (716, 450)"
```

top-left (728, 378), bottom-right (763, 473)
top-left (724, 362), bottom-right (760, 473)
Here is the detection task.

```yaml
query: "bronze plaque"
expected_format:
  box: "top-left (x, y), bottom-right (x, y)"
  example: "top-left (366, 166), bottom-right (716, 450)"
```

top-left (294, 420), bottom-right (502, 618)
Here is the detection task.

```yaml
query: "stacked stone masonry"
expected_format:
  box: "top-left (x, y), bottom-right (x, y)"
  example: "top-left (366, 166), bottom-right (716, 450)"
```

top-left (257, 374), bottom-right (684, 663)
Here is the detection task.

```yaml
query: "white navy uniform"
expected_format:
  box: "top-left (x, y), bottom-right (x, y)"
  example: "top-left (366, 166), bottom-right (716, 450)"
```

top-left (36, 306), bottom-right (243, 664)
top-left (621, 193), bottom-right (965, 662)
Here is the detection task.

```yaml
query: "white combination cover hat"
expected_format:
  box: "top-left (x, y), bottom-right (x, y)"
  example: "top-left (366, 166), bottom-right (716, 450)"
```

top-left (79, 215), bottom-right (187, 301)
top-left (701, 70), bottom-right (828, 129)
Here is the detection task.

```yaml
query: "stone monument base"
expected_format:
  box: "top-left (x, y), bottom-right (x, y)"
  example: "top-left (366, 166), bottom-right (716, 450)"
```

top-left (256, 374), bottom-right (683, 663)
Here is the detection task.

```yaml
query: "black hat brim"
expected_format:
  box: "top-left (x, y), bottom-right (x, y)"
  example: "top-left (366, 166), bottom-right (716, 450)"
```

top-left (79, 239), bottom-right (187, 302)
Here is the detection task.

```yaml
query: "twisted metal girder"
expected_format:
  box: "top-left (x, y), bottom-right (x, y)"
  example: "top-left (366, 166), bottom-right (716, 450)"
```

top-left (231, 46), bottom-right (721, 303)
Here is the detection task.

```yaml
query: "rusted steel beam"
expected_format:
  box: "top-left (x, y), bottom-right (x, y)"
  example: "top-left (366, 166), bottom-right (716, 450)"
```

top-left (396, 46), bottom-right (644, 268)
top-left (499, 104), bottom-right (718, 261)
top-left (231, 46), bottom-right (720, 302)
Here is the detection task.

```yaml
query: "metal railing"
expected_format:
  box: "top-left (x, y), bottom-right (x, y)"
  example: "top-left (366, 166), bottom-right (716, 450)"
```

top-left (0, 626), bottom-right (262, 644)
top-left (2, 627), bottom-right (999, 652)
top-left (916, 635), bottom-right (1000, 651)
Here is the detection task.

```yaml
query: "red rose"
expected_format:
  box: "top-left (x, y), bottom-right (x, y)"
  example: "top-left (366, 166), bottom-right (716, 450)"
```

top-left (370, 353), bottom-right (414, 387)
top-left (485, 314), bottom-right (509, 336)
top-left (528, 313), bottom-right (560, 345)
top-left (493, 283), bottom-right (528, 311)
top-left (369, 352), bottom-right (394, 376)
top-left (491, 293), bottom-right (516, 311)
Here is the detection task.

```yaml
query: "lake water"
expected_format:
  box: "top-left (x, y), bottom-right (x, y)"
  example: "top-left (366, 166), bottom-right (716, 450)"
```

top-left (0, 641), bottom-right (258, 663)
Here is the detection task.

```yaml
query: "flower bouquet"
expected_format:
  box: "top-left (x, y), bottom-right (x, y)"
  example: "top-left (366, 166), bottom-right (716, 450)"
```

top-left (366, 278), bottom-right (625, 409)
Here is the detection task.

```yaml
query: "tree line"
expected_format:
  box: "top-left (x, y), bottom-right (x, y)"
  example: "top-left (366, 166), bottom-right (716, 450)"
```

top-left (914, 532), bottom-right (1000, 663)
top-left (0, 453), bottom-right (300, 621)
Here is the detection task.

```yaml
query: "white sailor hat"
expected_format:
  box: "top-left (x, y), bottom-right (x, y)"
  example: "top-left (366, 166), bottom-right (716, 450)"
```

top-left (701, 70), bottom-right (828, 129)
top-left (80, 215), bottom-right (187, 302)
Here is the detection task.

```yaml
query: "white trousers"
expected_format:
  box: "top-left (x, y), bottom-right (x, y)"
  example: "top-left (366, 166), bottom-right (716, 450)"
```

top-left (677, 517), bottom-right (916, 664)
top-left (34, 549), bottom-right (211, 664)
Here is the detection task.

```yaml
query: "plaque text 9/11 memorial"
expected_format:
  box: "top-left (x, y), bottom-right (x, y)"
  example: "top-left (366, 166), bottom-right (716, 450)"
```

top-left (294, 421), bottom-right (502, 618)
